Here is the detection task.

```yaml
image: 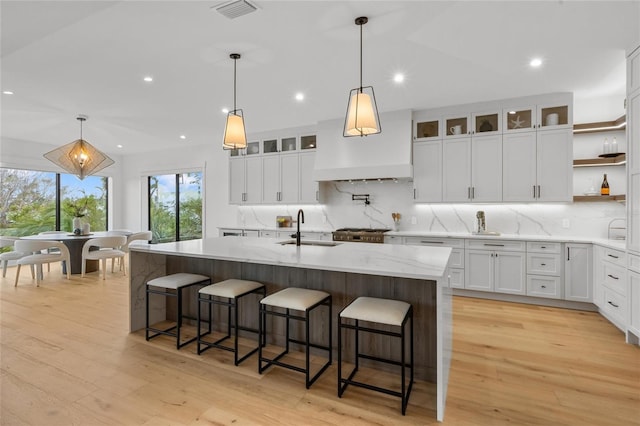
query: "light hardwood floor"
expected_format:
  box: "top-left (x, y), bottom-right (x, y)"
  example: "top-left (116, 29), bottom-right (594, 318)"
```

top-left (1, 263), bottom-right (639, 425)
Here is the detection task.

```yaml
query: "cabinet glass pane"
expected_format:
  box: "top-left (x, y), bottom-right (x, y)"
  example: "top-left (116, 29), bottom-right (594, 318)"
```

top-left (506, 109), bottom-right (533, 130)
top-left (281, 137), bottom-right (297, 152)
top-left (540, 106), bottom-right (568, 127)
top-left (475, 113), bottom-right (498, 133)
top-left (230, 149), bottom-right (240, 157)
top-left (301, 135), bottom-right (316, 149)
top-left (246, 141), bottom-right (260, 155)
top-left (263, 139), bottom-right (278, 153)
top-left (446, 117), bottom-right (467, 136)
top-left (416, 120), bottom-right (439, 138)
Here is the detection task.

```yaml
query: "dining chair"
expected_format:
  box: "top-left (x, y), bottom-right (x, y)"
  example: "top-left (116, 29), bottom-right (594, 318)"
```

top-left (119, 231), bottom-right (152, 275)
top-left (13, 240), bottom-right (71, 287)
top-left (38, 231), bottom-right (67, 271)
top-left (81, 236), bottom-right (127, 280)
top-left (0, 236), bottom-right (31, 279)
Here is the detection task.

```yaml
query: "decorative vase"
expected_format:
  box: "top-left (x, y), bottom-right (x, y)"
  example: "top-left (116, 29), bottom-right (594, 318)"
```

top-left (72, 217), bottom-right (82, 234)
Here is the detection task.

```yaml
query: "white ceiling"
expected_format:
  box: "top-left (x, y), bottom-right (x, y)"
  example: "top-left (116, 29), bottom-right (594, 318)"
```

top-left (2, 1), bottom-right (639, 156)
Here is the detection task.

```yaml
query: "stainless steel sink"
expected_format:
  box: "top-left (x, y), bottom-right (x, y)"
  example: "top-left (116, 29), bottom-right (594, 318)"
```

top-left (278, 240), bottom-right (340, 247)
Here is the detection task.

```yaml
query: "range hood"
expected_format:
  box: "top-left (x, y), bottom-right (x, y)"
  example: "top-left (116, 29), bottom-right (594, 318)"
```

top-left (313, 109), bottom-right (413, 181)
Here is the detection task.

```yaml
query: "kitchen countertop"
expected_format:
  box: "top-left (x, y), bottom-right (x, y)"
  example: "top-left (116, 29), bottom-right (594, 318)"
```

top-left (131, 236), bottom-right (452, 281)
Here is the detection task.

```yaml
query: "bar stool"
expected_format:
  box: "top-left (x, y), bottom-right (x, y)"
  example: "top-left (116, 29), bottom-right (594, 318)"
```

top-left (259, 287), bottom-right (332, 389)
top-left (338, 296), bottom-right (414, 415)
top-left (197, 279), bottom-right (266, 365)
top-left (146, 273), bottom-right (211, 349)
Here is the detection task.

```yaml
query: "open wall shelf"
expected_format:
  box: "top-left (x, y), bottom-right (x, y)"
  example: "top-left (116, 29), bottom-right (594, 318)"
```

top-left (573, 194), bottom-right (626, 202)
top-left (573, 153), bottom-right (626, 167)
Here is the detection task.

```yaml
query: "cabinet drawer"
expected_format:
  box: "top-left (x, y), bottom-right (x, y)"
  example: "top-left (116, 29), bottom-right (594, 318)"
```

top-left (526, 275), bottom-right (562, 299)
top-left (602, 287), bottom-right (627, 328)
top-left (527, 241), bottom-right (561, 254)
top-left (527, 253), bottom-right (562, 276)
top-left (384, 235), bottom-right (404, 245)
top-left (449, 248), bottom-right (464, 268)
top-left (260, 230), bottom-right (278, 238)
top-left (603, 263), bottom-right (627, 296)
top-left (603, 247), bottom-right (626, 267)
top-left (465, 239), bottom-right (525, 251)
top-left (629, 253), bottom-right (640, 273)
top-left (448, 267), bottom-right (464, 289)
top-left (405, 237), bottom-right (464, 248)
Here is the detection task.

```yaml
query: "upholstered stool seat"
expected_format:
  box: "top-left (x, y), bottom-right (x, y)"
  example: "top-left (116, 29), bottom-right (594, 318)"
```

top-left (197, 279), bottom-right (265, 365)
top-left (338, 296), bottom-right (414, 415)
top-left (259, 287), bottom-right (332, 389)
top-left (146, 273), bottom-right (211, 349)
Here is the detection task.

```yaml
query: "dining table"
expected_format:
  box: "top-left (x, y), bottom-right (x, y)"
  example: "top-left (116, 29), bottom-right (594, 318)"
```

top-left (21, 231), bottom-right (132, 275)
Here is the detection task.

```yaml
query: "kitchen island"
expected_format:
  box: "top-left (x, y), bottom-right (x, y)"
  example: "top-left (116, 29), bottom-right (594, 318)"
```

top-left (129, 237), bottom-right (452, 421)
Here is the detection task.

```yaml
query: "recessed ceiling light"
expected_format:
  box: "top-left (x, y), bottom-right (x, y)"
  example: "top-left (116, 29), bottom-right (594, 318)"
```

top-left (393, 73), bottom-right (405, 83)
top-left (180, 135), bottom-right (186, 140)
top-left (143, 76), bottom-right (153, 82)
top-left (222, 107), bottom-right (229, 114)
top-left (295, 92), bottom-right (305, 101)
top-left (529, 58), bottom-right (543, 68)
top-left (116, 144), bottom-right (123, 148)
top-left (2, 90), bottom-right (14, 95)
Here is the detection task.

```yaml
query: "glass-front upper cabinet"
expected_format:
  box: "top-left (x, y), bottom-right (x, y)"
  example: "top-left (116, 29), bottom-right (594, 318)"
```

top-left (503, 106), bottom-right (536, 133)
top-left (281, 136), bottom-right (297, 152)
top-left (301, 134), bottom-right (317, 150)
top-left (246, 141), bottom-right (260, 155)
top-left (444, 114), bottom-right (470, 137)
top-left (263, 138), bottom-right (278, 154)
top-left (413, 113), bottom-right (441, 141)
top-left (229, 148), bottom-right (243, 157)
top-left (471, 111), bottom-right (500, 135)
top-left (537, 103), bottom-right (571, 129)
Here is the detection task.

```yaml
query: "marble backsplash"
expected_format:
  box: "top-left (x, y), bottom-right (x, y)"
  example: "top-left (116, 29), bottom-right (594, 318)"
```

top-left (236, 180), bottom-right (626, 239)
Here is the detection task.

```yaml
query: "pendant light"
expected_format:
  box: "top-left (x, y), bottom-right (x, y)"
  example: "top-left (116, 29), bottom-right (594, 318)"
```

top-left (344, 16), bottom-right (381, 137)
top-left (223, 53), bottom-right (247, 150)
top-left (43, 115), bottom-right (115, 180)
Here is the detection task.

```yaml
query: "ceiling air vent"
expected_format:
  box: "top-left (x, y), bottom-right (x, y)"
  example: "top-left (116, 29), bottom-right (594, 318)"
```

top-left (215, 0), bottom-right (257, 19)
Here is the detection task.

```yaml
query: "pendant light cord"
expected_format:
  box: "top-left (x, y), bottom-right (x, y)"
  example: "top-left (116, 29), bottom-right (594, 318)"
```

top-left (233, 56), bottom-right (237, 113)
top-left (359, 22), bottom-right (363, 93)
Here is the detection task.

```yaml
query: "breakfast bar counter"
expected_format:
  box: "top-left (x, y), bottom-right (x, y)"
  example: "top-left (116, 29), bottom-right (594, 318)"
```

top-left (129, 237), bottom-right (453, 421)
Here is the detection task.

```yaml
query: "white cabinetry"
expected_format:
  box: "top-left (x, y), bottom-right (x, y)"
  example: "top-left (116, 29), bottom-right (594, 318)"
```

top-left (229, 156), bottom-right (263, 204)
top-left (526, 242), bottom-right (563, 299)
top-left (627, 253), bottom-right (640, 345)
top-left (413, 141), bottom-right (442, 202)
top-left (594, 246), bottom-right (626, 331)
top-left (627, 47), bottom-right (640, 253)
top-left (262, 153), bottom-right (299, 203)
top-left (465, 240), bottom-right (526, 294)
top-left (442, 137), bottom-right (471, 201)
top-left (564, 243), bottom-right (592, 302)
top-left (405, 237), bottom-right (464, 288)
top-left (503, 128), bottom-right (572, 202)
top-left (299, 151), bottom-right (319, 203)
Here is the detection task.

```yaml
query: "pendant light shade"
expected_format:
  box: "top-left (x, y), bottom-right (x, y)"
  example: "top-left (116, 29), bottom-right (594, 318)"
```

top-left (43, 115), bottom-right (114, 180)
top-left (344, 16), bottom-right (381, 137)
top-left (223, 53), bottom-right (247, 150)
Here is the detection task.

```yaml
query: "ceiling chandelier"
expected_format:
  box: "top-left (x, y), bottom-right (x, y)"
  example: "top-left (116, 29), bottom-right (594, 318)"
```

top-left (43, 115), bottom-right (114, 180)
top-left (223, 53), bottom-right (247, 150)
top-left (344, 16), bottom-right (381, 137)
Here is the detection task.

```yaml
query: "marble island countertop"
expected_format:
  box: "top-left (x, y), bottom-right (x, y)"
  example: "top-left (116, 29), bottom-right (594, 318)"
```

top-left (131, 237), bottom-right (452, 281)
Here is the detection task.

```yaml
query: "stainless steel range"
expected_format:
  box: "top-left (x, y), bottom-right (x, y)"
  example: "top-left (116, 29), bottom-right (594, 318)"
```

top-left (332, 228), bottom-right (389, 243)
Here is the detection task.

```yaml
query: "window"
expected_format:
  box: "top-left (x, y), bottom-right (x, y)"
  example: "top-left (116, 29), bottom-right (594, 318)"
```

top-left (148, 172), bottom-right (202, 243)
top-left (0, 167), bottom-right (108, 237)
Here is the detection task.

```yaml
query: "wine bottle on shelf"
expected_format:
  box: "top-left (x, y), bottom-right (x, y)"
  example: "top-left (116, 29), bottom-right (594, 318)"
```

top-left (600, 174), bottom-right (610, 196)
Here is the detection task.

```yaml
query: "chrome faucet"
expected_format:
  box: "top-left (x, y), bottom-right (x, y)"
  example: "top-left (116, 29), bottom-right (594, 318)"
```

top-left (476, 211), bottom-right (486, 233)
top-left (296, 209), bottom-right (305, 246)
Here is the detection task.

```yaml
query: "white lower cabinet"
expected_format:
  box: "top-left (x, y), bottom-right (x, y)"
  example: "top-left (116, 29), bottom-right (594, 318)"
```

top-left (594, 245), bottom-right (626, 331)
top-left (628, 253), bottom-right (640, 344)
top-left (527, 275), bottom-right (562, 299)
top-left (465, 240), bottom-right (526, 295)
top-left (404, 237), bottom-right (465, 288)
top-left (526, 241), bottom-right (563, 299)
top-left (564, 243), bottom-right (592, 302)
